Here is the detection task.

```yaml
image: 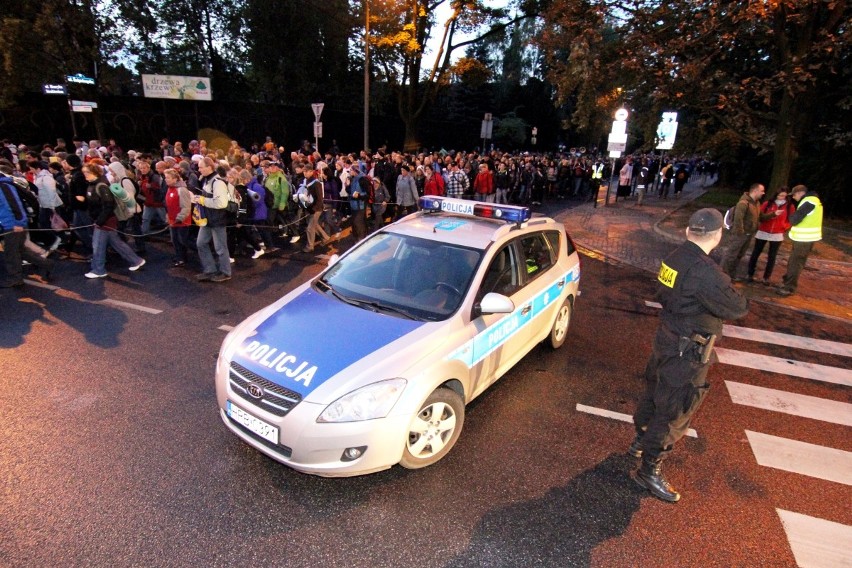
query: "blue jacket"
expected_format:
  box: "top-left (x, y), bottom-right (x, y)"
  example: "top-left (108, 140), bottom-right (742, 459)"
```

top-left (0, 176), bottom-right (28, 232)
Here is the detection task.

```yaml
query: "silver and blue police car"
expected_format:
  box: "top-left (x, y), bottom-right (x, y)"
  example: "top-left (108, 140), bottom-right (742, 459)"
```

top-left (215, 197), bottom-right (581, 476)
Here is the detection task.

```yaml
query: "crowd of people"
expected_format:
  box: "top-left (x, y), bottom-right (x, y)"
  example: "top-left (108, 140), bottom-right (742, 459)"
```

top-left (0, 134), bottom-right (717, 287)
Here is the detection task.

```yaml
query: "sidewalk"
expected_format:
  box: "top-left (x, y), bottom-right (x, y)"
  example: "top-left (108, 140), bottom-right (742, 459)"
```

top-left (544, 179), bottom-right (852, 323)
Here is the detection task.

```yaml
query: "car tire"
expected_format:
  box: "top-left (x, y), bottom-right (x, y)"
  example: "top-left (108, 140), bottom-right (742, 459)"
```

top-left (400, 387), bottom-right (465, 469)
top-left (548, 297), bottom-right (573, 350)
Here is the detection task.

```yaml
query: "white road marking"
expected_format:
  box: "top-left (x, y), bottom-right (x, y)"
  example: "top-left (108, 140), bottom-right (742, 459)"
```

top-left (723, 325), bottom-right (852, 357)
top-left (575, 404), bottom-right (697, 438)
top-left (644, 300), bottom-right (662, 309)
top-left (24, 279), bottom-right (60, 291)
top-left (726, 381), bottom-right (852, 427)
top-left (776, 509), bottom-right (852, 568)
top-left (219, 325), bottom-right (234, 332)
top-left (716, 347), bottom-right (852, 387)
top-left (99, 299), bottom-right (163, 315)
top-left (746, 430), bottom-right (852, 486)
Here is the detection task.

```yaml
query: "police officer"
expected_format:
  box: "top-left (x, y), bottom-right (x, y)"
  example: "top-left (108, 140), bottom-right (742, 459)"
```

top-left (630, 208), bottom-right (748, 502)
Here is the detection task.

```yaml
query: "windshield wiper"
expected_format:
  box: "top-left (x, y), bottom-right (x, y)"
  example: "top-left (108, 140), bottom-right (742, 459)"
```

top-left (355, 300), bottom-right (417, 320)
top-left (316, 280), bottom-right (417, 320)
top-left (316, 279), bottom-right (359, 306)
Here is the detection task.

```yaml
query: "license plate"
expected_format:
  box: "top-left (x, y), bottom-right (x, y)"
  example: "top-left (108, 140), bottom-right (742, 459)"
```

top-left (227, 400), bottom-right (279, 444)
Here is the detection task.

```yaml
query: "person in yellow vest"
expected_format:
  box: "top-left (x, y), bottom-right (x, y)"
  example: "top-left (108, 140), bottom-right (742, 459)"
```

top-left (777, 184), bottom-right (822, 297)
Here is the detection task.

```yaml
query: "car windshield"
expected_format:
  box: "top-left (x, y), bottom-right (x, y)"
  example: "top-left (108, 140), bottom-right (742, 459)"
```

top-left (317, 232), bottom-right (482, 321)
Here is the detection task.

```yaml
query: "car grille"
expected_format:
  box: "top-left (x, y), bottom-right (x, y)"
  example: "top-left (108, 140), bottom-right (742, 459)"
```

top-left (227, 417), bottom-right (293, 458)
top-left (229, 361), bottom-right (302, 417)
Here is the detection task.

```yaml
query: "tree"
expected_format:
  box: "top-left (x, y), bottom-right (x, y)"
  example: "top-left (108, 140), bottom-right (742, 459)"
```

top-left (539, 0), bottom-right (850, 197)
top-left (367, 0), bottom-right (538, 150)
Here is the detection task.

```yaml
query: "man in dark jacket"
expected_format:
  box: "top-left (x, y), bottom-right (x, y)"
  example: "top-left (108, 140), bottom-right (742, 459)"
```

top-left (631, 208), bottom-right (749, 502)
top-left (722, 183), bottom-right (764, 280)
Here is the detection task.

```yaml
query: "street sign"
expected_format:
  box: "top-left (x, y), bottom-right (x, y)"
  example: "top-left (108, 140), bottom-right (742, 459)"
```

top-left (532, 127), bottom-right (538, 136)
top-left (480, 119), bottom-right (493, 139)
top-left (42, 84), bottom-right (67, 95)
top-left (71, 100), bottom-right (98, 109)
top-left (71, 104), bottom-right (93, 113)
top-left (66, 73), bottom-right (95, 85)
top-left (614, 108), bottom-right (629, 121)
top-left (311, 103), bottom-right (324, 120)
top-left (313, 122), bottom-right (323, 138)
top-left (609, 150), bottom-right (622, 158)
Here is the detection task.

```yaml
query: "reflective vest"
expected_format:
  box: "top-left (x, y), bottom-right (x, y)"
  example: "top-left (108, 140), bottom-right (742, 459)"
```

top-left (789, 195), bottom-right (823, 242)
top-left (591, 163), bottom-right (604, 179)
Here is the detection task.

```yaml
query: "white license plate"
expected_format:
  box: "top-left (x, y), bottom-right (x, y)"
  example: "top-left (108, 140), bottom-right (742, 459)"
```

top-left (227, 401), bottom-right (279, 444)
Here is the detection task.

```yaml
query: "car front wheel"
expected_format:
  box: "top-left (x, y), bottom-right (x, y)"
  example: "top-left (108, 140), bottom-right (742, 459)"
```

top-left (400, 387), bottom-right (465, 469)
top-left (548, 297), bottom-right (573, 349)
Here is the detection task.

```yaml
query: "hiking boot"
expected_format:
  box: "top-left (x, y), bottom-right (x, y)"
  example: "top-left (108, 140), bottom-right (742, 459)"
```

top-left (634, 457), bottom-right (681, 503)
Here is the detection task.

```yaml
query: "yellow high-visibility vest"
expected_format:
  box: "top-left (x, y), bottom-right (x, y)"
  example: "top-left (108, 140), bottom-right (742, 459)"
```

top-left (789, 195), bottom-right (823, 242)
top-left (591, 164), bottom-right (604, 179)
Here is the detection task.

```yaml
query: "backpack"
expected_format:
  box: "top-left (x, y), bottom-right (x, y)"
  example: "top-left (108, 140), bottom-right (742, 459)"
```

top-left (109, 183), bottom-right (136, 221)
top-left (723, 205), bottom-right (736, 230)
top-left (295, 179), bottom-right (315, 207)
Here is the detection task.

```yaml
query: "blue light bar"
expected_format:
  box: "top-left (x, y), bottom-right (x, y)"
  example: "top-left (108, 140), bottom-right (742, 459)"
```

top-left (418, 196), bottom-right (531, 224)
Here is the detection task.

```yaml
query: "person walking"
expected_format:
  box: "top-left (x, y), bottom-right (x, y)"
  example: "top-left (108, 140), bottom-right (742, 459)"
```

top-left (631, 208), bottom-right (748, 502)
top-left (0, 174), bottom-right (54, 287)
top-left (777, 184), bottom-right (823, 297)
top-left (192, 157), bottom-right (232, 282)
top-left (746, 187), bottom-right (792, 284)
top-left (81, 164), bottom-right (145, 278)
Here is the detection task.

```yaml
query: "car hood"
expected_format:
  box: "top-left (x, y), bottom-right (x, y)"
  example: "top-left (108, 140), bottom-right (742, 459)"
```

top-left (229, 287), bottom-right (426, 399)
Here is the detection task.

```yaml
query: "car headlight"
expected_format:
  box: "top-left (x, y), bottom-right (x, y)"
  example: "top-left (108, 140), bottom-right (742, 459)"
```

top-left (317, 379), bottom-right (407, 423)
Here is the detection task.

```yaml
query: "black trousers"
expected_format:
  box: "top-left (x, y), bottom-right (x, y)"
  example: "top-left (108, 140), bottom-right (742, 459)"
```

top-left (747, 238), bottom-right (782, 280)
top-left (634, 339), bottom-right (711, 461)
top-left (1, 230), bottom-right (53, 286)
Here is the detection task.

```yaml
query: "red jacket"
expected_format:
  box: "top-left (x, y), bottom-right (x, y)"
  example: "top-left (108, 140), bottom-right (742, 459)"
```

top-left (474, 169), bottom-right (494, 195)
top-left (423, 173), bottom-right (445, 196)
top-left (757, 200), bottom-right (793, 234)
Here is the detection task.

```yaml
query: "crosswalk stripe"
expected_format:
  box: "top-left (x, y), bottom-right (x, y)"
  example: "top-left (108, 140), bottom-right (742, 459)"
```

top-left (575, 404), bottom-right (697, 438)
top-left (723, 325), bottom-right (852, 357)
top-left (716, 347), bottom-right (852, 387)
top-left (726, 381), bottom-right (852, 427)
top-left (218, 325), bottom-right (235, 332)
top-left (776, 509), bottom-right (852, 568)
top-left (746, 430), bottom-right (852, 486)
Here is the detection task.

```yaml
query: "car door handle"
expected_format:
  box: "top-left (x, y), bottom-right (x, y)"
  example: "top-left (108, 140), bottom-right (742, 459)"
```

top-left (521, 305), bottom-right (532, 315)
top-left (557, 278), bottom-right (565, 288)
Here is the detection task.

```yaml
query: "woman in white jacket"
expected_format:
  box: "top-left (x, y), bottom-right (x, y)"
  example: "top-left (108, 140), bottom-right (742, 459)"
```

top-left (33, 161), bottom-right (64, 251)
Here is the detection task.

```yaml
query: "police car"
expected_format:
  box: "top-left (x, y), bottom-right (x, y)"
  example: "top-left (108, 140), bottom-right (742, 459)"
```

top-left (215, 197), bottom-right (581, 476)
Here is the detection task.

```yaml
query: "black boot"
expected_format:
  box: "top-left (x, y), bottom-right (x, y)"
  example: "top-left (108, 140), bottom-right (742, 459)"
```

top-left (634, 456), bottom-right (680, 502)
top-left (628, 434), bottom-right (643, 458)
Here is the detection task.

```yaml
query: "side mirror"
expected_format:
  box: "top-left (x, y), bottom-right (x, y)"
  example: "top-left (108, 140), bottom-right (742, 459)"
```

top-left (478, 292), bottom-right (515, 315)
top-left (327, 253), bottom-right (340, 267)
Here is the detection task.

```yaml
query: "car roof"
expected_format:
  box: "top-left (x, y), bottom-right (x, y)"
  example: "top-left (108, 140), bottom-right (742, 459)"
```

top-left (387, 211), bottom-right (557, 250)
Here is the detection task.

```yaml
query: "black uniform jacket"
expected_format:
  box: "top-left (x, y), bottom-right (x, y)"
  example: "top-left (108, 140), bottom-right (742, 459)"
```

top-left (656, 240), bottom-right (748, 339)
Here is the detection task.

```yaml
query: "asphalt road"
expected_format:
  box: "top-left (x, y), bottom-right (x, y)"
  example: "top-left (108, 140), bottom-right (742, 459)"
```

top-left (1, 239), bottom-right (850, 567)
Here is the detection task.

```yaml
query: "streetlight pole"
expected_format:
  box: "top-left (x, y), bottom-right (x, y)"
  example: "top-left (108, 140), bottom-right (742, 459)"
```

top-left (363, 0), bottom-right (370, 152)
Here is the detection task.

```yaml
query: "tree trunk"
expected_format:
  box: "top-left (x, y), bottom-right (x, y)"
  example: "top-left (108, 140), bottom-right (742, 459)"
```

top-left (402, 113), bottom-right (420, 152)
top-left (768, 89), bottom-right (797, 192)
